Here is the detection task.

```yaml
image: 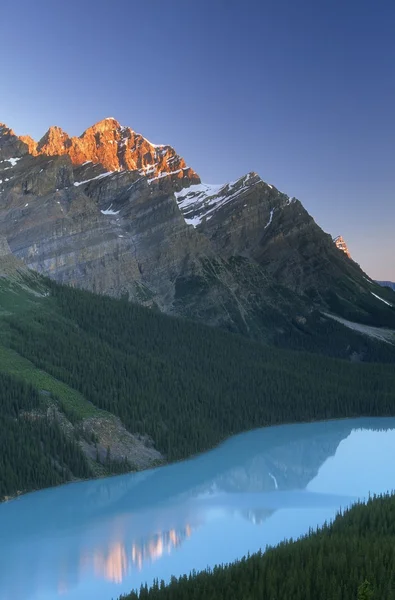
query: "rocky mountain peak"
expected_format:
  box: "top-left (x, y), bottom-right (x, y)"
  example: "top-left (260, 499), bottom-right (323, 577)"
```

top-left (36, 125), bottom-right (70, 154)
top-left (84, 117), bottom-right (122, 133)
top-left (0, 123), bottom-right (29, 161)
top-left (12, 118), bottom-right (200, 187)
top-left (333, 235), bottom-right (351, 258)
top-left (18, 134), bottom-right (36, 155)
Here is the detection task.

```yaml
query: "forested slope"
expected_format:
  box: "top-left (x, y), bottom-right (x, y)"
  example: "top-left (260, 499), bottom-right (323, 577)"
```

top-left (120, 493), bottom-right (395, 600)
top-left (1, 274), bottom-right (395, 500)
top-left (0, 371), bottom-right (90, 499)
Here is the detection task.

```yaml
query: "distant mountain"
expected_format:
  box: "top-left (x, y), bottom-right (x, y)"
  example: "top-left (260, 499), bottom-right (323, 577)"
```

top-left (377, 280), bottom-right (395, 291)
top-left (1, 118), bottom-right (395, 349)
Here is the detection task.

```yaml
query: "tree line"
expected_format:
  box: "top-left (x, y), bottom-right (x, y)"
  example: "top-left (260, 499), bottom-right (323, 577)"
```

top-left (120, 492), bottom-right (395, 600)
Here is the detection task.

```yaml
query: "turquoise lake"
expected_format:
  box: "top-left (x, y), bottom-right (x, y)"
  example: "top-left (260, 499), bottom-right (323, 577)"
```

top-left (1, 417), bottom-right (395, 600)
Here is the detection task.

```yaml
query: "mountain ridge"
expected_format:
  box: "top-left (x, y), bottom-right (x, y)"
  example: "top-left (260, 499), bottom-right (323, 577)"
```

top-left (1, 117), bottom-right (395, 347)
top-left (377, 280), bottom-right (395, 292)
top-left (13, 117), bottom-right (200, 186)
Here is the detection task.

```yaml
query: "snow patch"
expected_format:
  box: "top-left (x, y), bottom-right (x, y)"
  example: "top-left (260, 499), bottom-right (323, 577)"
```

top-left (371, 292), bottom-right (393, 307)
top-left (175, 176), bottom-right (261, 228)
top-left (139, 164), bottom-right (157, 175)
top-left (148, 169), bottom-right (182, 183)
top-left (6, 157), bottom-right (21, 167)
top-left (269, 472), bottom-right (279, 490)
top-left (101, 204), bottom-right (120, 215)
top-left (323, 313), bottom-right (395, 345)
top-left (175, 182), bottom-right (225, 204)
top-left (74, 172), bottom-right (113, 186)
top-left (264, 209), bottom-right (274, 229)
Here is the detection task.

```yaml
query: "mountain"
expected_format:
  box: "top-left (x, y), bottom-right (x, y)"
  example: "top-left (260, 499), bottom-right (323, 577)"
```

top-left (377, 280), bottom-right (395, 291)
top-left (18, 118), bottom-right (200, 185)
top-left (1, 118), bottom-right (395, 352)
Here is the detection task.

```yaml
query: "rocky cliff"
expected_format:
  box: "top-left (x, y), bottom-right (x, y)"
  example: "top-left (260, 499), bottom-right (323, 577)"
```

top-left (1, 118), bottom-right (394, 343)
top-left (333, 235), bottom-right (351, 258)
top-left (19, 118), bottom-right (199, 186)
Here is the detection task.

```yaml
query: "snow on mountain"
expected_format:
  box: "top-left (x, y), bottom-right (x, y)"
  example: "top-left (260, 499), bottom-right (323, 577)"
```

top-left (175, 173), bottom-right (262, 227)
top-left (371, 292), bottom-right (393, 307)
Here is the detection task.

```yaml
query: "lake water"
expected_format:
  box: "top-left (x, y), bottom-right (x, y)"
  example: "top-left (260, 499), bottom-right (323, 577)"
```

top-left (1, 417), bottom-right (395, 600)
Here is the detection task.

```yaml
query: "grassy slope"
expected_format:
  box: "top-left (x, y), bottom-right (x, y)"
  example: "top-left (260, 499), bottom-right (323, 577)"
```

top-left (0, 272), bottom-right (148, 499)
top-left (0, 274), bottom-right (103, 420)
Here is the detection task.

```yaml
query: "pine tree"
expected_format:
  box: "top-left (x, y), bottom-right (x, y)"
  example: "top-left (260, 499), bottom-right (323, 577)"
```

top-left (357, 580), bottom-right (374, 600)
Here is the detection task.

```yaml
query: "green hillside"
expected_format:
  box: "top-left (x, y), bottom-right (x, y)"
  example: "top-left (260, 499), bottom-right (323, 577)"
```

top-left (0, 273), bottom-right (395, 496)
top-left (1, 270), bottom-right (395, 500)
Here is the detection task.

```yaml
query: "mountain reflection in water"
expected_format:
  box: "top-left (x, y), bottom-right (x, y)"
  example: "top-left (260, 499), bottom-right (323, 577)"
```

top-left (1, 417), bottom-right (395, 600)
top-left (80, 525), bottom-right (194, 584)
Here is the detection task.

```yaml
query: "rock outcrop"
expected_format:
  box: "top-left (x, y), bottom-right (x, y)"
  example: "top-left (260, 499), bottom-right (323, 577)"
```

top-left (19, 118), bottom-right (199, 187)
top-left (0, 124), bottom-right (29, 161)
top-left (333, 235), bottom-right (351, 258)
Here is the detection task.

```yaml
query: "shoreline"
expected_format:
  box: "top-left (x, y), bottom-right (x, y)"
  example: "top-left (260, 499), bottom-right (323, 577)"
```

top-left (2, 413), bottom-right (395, 505)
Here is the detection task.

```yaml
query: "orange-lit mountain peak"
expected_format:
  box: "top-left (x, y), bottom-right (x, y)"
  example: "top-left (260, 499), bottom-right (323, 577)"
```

top-left (81, 117), bottom-right (122, 136)
top-left (13, 118), bottom-right (200, 184)
top-left (37, 125), bottom-right (70, 153)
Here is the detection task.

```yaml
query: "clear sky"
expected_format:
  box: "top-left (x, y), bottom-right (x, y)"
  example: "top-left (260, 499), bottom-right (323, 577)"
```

top-left (2, 0), bottom-right (394, 279)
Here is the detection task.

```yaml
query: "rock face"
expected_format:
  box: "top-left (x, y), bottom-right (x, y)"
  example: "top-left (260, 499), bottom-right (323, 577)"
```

top-left (333, 235), bottom-right (351, 258)
top-left (1, 118), bottom-right (393, 341)
top-left (0, 124), bottom-right (29, 161)
top-left (20, 118), bottom-right (199, 188)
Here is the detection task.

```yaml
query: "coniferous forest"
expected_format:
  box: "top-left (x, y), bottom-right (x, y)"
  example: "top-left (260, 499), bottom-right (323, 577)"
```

top-left (120, 493), bottom-right (395, 600)
top-left (0, 371), bottom-right (89, 499)
top-left (0, 278), bottom-right (395, 500)
top-left (1, 278), bottom-right (395, 600)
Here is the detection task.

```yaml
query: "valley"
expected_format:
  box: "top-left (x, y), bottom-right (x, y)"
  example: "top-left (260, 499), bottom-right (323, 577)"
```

top-left (0, 118), bottom-right (395, 600)
top-left (0, 261), bottom-right (395, 503)
top-left (3, 1), bottom-right (395, 598)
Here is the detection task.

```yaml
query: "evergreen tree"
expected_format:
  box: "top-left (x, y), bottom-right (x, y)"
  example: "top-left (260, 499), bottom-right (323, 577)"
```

top-left (358, 580), bottom-right (374, 600)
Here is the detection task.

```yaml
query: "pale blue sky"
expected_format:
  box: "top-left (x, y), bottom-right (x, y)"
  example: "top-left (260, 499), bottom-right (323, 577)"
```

top-left (2, 0), bottom-right (394, 278)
